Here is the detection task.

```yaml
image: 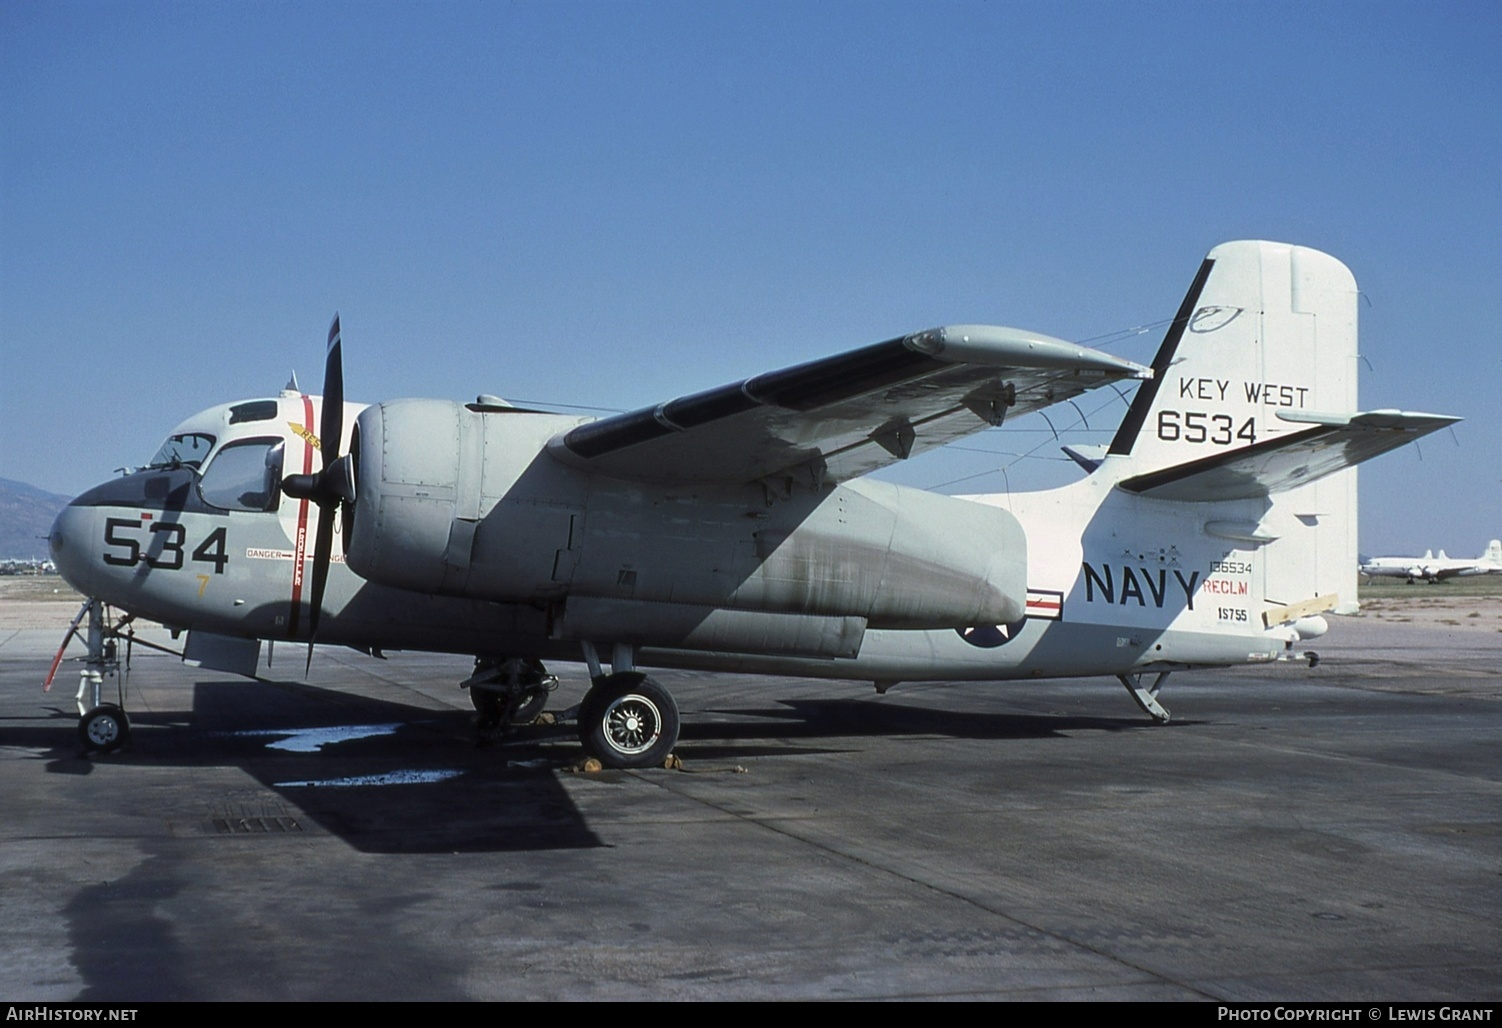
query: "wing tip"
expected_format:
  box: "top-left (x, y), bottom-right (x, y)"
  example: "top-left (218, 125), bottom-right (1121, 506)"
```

top-left (909, 324), bottom-right (1150, 378)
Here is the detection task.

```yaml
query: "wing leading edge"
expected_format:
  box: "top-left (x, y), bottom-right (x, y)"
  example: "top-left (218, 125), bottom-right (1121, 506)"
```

top-left (1117, 409), bottom-right (1461, 502)
top-left (548, 325), bottom-right (1150, 486)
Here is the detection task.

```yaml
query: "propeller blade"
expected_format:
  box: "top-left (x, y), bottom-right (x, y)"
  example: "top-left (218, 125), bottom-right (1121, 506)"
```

top-left (290, 313), bottom-right (349, 669)
top-left (306, 499), bottom-right (337, 666)
top-left (310, 313), bottom-right (344, 646)
top-left (321, 314), bottom-right (344, 467)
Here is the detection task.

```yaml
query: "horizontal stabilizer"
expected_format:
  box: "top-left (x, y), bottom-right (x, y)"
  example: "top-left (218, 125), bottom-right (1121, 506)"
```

top-left (1118, 409), bottom-right (1459, 501)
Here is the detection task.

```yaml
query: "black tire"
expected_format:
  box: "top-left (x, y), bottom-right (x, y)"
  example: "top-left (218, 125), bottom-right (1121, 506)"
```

top-left (578, 672), bottom-right (679, 769)
top-left (469, 658), bottom-right (549, 726)
top-left (79, 704), bottom-right (129, 753)
top-left (470, 685), bottom-right (501, 721)
top-left (507, 689), bottom-right (549, 725)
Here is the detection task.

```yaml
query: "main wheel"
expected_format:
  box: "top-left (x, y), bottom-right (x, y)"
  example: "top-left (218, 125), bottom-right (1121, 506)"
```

top-left (469, 658), bottom-right (550, 727)
top-left (506, 689), bottom-right (549, 725)
top-left (578, 672), bottom-right (679, 769)
top-left (79, 704), bottom-right (129, 753)
top-left (471, 685), bottom-right (549, 725)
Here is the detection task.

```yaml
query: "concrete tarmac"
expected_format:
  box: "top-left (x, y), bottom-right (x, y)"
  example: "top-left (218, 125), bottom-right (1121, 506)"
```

top-left (1, 600), bottom-right (1498, 1000)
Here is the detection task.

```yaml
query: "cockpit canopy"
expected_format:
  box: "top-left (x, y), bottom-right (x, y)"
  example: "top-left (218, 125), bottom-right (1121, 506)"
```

top-left (147, 432), bottom-right (215, 470)
top-left (140, 397), bottom-right (294, 512)
top-left (144, 400), bottom-right (282, 471)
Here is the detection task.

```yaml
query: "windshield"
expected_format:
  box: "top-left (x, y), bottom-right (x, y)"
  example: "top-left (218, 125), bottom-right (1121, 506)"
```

top-left (198, 438), bottom-right (284, 512)
top-left (147, 433), bottom-right (216, 470)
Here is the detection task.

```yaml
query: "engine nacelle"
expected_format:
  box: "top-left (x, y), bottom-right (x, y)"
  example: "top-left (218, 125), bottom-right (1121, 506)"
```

top-left (345, 399), bottom-right (587, 596)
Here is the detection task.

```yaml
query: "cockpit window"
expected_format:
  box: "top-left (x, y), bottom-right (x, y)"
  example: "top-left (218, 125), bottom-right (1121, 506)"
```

top-left (229, 400), bottom-right (278, 424)
top-left (148, 433), bottom-right (216, 470)
top-left (198, 438), bottom-right (285, 512)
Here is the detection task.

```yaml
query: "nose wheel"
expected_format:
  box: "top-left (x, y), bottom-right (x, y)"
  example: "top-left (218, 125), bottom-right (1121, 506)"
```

top-left (578, 672), bottom-right (680, 769)
top-left (79, 704), bottom-right (130, 752)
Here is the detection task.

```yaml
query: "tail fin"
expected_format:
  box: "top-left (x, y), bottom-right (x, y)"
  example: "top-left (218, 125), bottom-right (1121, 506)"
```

top-left (1107, 240), bottom-right (1358, 468)
top-left (1109, 242), bottom-right (1364, 617)
top-left (1485, 540), bottom-right (1502, 564)
top-left (1104, 243), bottom-right (1451, 501)
top-left (1099, 242), bottom-right (1457, 621)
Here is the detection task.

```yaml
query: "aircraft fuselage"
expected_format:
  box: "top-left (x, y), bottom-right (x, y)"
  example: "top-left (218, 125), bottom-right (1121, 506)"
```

top-left (49, 391), bottom-right (1312, 686)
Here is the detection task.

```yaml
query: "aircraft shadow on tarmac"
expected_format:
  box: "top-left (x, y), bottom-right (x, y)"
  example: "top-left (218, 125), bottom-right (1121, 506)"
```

top-left (709, 695), bottom-right (1168, 737)
top-left (676, 695), bottom-right (1173, 761)
top-left (22, 676), bottom-right (606, 854)
top-left (14, 670), bottom-right (1177, 855)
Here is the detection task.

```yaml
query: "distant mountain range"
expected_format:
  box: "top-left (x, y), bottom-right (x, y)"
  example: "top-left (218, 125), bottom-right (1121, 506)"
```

top-left (0, 478), bottom-right (73, 560)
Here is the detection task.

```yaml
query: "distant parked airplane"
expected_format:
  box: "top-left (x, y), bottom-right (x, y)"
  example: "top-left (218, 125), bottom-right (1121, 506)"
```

top-left (1360, 540), bottom-right (1502, 583)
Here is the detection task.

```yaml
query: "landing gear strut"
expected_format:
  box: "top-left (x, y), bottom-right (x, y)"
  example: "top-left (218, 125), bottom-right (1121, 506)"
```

top-left (575, 642), bottom-right (680, 769)
top-left (67, 600), bottom-right (130, 752)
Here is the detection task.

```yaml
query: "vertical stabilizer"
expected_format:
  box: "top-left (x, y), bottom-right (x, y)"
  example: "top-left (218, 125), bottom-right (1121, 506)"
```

top-left (1108, 240), bottom-right (1359, 466)
top-left (1107, 241), bottom-right (1362, 618)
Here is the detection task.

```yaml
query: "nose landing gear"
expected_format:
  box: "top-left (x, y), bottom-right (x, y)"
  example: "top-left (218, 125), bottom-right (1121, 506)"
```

top-left (46, 599), bottom-right (131, 753)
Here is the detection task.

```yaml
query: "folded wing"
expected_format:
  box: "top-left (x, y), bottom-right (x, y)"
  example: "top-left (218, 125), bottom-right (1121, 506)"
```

top-left (548, 325), bottom-right (1150, 485)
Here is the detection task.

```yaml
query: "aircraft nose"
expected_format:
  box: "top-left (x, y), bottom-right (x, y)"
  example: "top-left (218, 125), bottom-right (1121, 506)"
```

top-left (49, 501), bottom-right (98, 595)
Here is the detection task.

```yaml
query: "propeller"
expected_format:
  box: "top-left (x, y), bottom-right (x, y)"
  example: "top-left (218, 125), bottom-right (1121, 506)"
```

top-left (282, 315), bottom-right (357, 652)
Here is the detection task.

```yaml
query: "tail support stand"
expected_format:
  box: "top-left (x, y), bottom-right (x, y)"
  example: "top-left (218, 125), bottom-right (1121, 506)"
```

top-left (1118, 671), bottom-right (1172, 724)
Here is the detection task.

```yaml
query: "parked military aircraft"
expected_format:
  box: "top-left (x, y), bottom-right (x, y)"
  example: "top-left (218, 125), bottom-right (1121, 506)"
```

top-left (47, 241), bottom-right (1459, 767)
top-left (1360, 540), bottom-right (1502, 583)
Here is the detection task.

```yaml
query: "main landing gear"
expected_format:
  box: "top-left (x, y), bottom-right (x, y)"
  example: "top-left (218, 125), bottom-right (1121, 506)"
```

top-left (464, 657), bottom-right (558, 731)
top-left (574, 642), bottom-right (680, 769)
top-left (464, 645), bottom-right (681, 768)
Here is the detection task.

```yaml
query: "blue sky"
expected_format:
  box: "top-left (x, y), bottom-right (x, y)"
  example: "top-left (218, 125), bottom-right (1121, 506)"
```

top-left (2, 1), bottom-right (1498, 555)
